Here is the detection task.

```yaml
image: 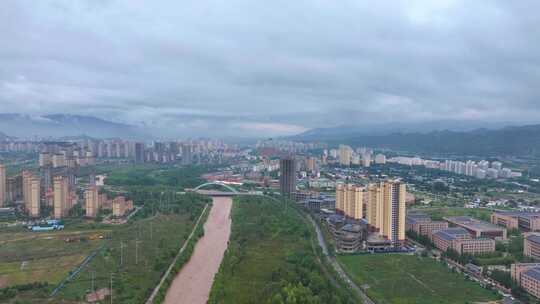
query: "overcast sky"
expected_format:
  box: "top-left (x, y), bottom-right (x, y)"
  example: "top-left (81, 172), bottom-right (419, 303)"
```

top-left (1, 0), bottom-right (540, 137)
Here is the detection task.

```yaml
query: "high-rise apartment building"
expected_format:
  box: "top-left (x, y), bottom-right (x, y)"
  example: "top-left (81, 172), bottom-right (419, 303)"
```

top-left (382, 180), bottom-right (406, 245)
top-left (53, 176), bottom-right (69, 219)
top-left (339, 145), bottom-right (352, 166)
top-left (182, 144), bottom-right (192, 165)
top-left (0, 164), bottom-right (5, 207)
top-left (134, 143), bottom-right (145, 163)
top-left (22, 171), bottom-right (40, 217)
top-left (28, 176), bottom-right (40, 217)
top-left (335, 184), bottom-right (365, 220)
top-left (85, 186), bottom-right (99, 218)
top-left (374, 154), bottom-right (386, 164)
top-left (336, 183), bottom-right (345, 213)
top-left (362, 153), bottom-right (371, 167)
top-left (22, 170), bottom-right (32, 208)
top-left (345, 184), bottom-right (365, 220)
top-left (306, 157), bottom-right (317, 172)
top-left (366, 183), bottom-right (383, 230)
top-left (7, 174), bottom-right (22, 202)
top-left (279, 157), bottom-right (296, 198)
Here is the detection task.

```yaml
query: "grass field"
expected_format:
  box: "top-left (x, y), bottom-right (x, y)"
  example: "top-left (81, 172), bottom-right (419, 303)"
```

top-left (56, 213), bottom-right (198, 303)
top-left (411, 207), bottom-right (493, 222)
top-left (208, 196), bottom-right (355, 304)
top-left (0, 195), bottom-right (208, 303)
top-left (338, 254), bottom-right (500, 304)
top-left (0, 229), bottom-right (108, 289)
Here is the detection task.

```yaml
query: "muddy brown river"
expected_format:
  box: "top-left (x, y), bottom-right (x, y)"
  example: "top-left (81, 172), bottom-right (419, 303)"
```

top-left (164, 196), bottom-right (232, 304)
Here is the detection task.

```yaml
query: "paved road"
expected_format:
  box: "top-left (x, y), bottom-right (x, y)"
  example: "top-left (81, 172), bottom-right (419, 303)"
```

top-left (307, 216), bottom-right (375, 304)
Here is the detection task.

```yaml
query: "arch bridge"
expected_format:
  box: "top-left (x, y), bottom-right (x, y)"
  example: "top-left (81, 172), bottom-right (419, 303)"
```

top-left (191, 181), bottom-right (239, 196)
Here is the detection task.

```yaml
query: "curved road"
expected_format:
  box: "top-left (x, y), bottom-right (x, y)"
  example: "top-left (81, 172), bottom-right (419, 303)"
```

top-left (307, 216), bottom-right (375, 304)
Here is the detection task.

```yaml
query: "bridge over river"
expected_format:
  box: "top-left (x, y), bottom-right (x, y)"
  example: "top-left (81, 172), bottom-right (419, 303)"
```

top-left (185, 180), bottom-right (260, 197)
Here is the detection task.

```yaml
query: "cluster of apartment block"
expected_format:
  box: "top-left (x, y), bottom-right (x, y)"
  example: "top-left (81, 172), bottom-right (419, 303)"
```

top-left (388, 156), bottom-right (521, 179)
top-left (336, 180), bottom-right (406, 246)
top-left (407, 214), bottom-right (502, 255)
top-left (84, 187), bottom-right (134, 218)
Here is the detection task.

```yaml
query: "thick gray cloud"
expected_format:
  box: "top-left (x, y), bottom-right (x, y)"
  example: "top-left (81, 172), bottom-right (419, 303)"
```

top-left (1, 0), bottom-right (540, 137)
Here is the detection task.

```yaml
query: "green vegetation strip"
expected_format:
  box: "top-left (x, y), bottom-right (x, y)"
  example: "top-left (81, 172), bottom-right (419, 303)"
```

top-left (338, 254), bottom-right (499, 304)
top-left (147, 203), bottom-right (210, 304)
top-left (208, 196), bottom-right (355, 304)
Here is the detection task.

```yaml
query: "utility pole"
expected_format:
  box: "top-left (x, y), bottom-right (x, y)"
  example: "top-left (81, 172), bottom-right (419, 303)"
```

top-left (120, 242), bottom-right (125, 266)
top-left (91, 270), bottom-right (95, 293)
top-left (110, 273), bottom-right (113, 304)
top-left (135, 240), bottom-right (142, 265)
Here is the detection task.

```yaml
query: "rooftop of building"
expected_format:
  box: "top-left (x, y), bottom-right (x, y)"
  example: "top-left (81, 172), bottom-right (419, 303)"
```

top-left (341, 223), bottom-right (365, 233)
top-left (444, 216), bottom-right (505, 232)
top-left (366, 233), bottom-right (392, 244)
top-left (433, 228), bottom-right (470, 241)
top-left (328, 214), bottom-right (346, 224)
top-left (454, 237), bottom-right (494, 243)
top-left (524, 267), bottom-right (540, 281)
top-left (494, 211), bottom-right (540, 218)
top-left (526, 234), bottom-right (540, 244)
top-left (406, 216), bottom-right (432, 225)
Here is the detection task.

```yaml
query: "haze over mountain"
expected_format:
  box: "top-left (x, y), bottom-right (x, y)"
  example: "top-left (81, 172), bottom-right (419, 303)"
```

top-left (0, 113), bottom-right (143, 139)
top-left (2, 1), bottom-right (540, 137)
top-left (291, 124), bottom-right (540, 157)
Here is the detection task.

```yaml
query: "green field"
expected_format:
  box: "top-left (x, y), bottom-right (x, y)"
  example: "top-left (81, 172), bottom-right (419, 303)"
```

top-left (56, 193), bottom-right (209, 303)
top-left (103, 164), bottom-right (209, 190)
top-left (338, 254), bottom-right (500, 304)
top-left (0, 229), bottom-right (108, 289)
top-left (209, 196), bottom-right (355, 304)
top-left (411, 207), bottom-right (493, 222)
top-left (0, 162), bottom-right (212, 303)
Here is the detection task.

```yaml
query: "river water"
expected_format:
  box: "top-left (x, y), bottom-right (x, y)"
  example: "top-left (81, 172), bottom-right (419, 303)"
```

top-left (164, 196), bottom-right (232, 304)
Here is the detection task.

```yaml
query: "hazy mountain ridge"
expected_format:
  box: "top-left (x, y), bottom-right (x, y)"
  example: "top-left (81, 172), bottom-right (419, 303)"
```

top-left (0, 113), bottom-right (146, 140)
top-left (291, 124), bottom-right (540, 157)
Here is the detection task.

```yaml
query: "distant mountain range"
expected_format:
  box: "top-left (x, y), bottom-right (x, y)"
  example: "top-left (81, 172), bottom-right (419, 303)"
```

top-left (0, 114), bottom-right (145, 140)
top-left (290, 124), bottom-right (540, 157)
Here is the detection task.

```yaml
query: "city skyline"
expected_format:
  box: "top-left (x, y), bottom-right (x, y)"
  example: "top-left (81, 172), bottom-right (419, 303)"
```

top-left (1, 1), bottom-right (540, 138)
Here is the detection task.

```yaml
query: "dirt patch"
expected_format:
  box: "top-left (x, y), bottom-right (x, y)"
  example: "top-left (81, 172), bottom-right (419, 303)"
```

top-left (0, 275), bottom-right (8, 288)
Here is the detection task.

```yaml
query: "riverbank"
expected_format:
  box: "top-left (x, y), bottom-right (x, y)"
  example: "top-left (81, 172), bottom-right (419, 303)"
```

top-left (164, 197), bottom-right (232, 304)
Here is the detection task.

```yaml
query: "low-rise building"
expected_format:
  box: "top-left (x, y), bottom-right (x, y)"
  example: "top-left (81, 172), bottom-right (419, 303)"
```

top-left (407, 214), bottom-right (448, 237)
top-left (511, 263), bottom-right (540, 285)
top-left (406, 213), bottom-right (431, 231)
top-left (432, 228), bottom-right (471, 252)
top-left (112, 196), bottom-right (134, 217)
top-left (327, 214), bottom-right (346, 237)
top-left (525, 233), bottom-right (540, 260)
top-left (492, 211), bottom-right (540, 231)
top-left (336, 223), bottom-right (367, 253)
top-left (453, 238), bottom-right (495, 255)
top-left (522, 268), bottom-right (540, 299)
top-left (444, 216), bottom-right (507, 240)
